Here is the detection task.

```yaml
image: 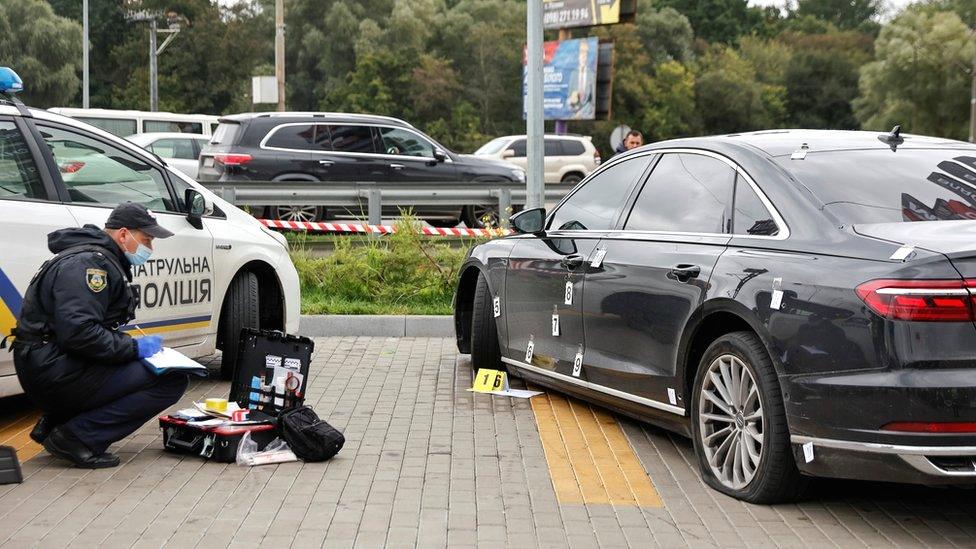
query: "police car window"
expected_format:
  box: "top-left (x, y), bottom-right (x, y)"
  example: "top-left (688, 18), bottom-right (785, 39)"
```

top-left (626, 153), bottom-right (734, 233)
top-left (38, 125), bottom-right (177, 213)
top-left (548, 155), bottom-right (652, 231)
top-left (266, 124), bottom-right (314, 150)
top-left (143, 120), bottom-right (203, 134)
top-left (0, 122), bottom-right (45, 201)
top-left (379, 127), bottom-right (433, 157)
top-left (150, 138), bottom-right (197, 160)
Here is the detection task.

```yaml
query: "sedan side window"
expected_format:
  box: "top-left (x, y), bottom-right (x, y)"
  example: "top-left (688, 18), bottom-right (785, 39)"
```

top-left (150, 138), bottom-right (197, 160)
top-left (625, 153), bottom-right (734, 234)
top-left (548, 155), bottom-right (652, 231)
top-left (379, 127), bottom-right (433, 157)
top-left (38, 124), bottom-right (178, 212)
top-left (733, 176), bottom-right (779, 236)
top-left (0, 121), bottom-right (46, 201)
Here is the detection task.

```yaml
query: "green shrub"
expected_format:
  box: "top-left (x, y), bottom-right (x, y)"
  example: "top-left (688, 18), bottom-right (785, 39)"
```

top-left (292, 216), bottom-right (482, 315)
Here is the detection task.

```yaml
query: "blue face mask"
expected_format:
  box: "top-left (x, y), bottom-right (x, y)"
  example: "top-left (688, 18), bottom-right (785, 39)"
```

top-left (123, 233), bottom-right (153, 265)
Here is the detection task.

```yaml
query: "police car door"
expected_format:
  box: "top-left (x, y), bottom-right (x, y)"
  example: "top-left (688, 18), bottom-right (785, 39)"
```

top-left (31, 120), bottom-right (216, 351)
top-left (0, 115), bottom-right (78, 385)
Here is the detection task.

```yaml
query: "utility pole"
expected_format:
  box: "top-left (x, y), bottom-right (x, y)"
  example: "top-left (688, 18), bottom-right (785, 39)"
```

top-left (149, 19), bottom-right (158, 111)
top-left (525, 0), bottom-right (545, 209)
top-left (82, 0), bottom-right (89, 108)
top-left (275, 0), bottom-right (286, 112)
top-left (970, 55), bottom-right (976, 143)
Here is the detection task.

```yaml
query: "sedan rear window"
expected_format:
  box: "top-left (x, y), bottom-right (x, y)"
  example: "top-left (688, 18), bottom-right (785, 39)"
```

top-left (780, 149), bottom-right (976, 224)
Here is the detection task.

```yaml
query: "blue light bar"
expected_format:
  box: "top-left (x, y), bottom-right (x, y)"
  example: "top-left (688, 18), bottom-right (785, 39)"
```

top-left (0, 68), bottom-right (23, 94)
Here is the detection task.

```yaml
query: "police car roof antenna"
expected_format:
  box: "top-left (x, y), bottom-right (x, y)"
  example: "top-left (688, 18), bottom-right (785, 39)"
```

top-left (877, 124), bottom-right (903, 151)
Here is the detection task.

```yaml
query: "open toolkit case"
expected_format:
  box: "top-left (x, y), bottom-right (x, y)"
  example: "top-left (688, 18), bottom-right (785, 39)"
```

top-left (159, 329), bottom-right (314, 462)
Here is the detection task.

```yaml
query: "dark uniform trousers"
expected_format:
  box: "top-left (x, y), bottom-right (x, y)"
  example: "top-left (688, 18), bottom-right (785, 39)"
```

top-left (62, 361), bottom-right (188, 455)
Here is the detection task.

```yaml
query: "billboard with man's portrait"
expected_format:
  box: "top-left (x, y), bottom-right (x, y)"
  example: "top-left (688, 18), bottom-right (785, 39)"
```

top-left (522, 37), bottom-right (599, 121)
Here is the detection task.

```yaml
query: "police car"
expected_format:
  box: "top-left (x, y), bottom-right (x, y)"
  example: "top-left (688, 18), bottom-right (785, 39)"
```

top-left (0, 68), bottom-right (300, 396)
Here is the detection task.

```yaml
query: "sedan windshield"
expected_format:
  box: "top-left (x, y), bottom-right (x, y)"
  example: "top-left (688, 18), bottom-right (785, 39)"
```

top-left (779, 148), bottom-right (976, 224)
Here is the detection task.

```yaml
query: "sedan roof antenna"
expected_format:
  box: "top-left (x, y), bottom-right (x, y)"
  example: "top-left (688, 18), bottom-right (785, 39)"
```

top-left (878, 124), bottom-right (904, 151)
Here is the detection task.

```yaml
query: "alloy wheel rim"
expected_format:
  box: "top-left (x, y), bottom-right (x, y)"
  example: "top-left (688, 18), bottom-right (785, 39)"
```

top-left (278, 205), bottom-right (318, 223)
top-left (698, 354), bottom-right (764, 490)
top-left (473, 206), bottom-right (498, 227)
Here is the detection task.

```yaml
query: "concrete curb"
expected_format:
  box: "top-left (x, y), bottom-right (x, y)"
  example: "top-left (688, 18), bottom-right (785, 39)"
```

top-left (299, 314), bottom-right (455, 337)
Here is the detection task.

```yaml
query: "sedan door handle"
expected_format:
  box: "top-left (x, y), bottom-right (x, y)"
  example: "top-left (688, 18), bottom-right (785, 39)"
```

top-left (318, 160), bottom-right (334, 166)
top-left (560, 255), bottom-right (585, 269)
top-left (668, 264), bottom-right (701, 281)
top-left (390, 163), bottom-right (405, 170)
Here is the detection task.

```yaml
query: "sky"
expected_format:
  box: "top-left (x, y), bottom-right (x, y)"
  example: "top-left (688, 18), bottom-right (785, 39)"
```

top-left (749, 0), bottom-right (917, 17)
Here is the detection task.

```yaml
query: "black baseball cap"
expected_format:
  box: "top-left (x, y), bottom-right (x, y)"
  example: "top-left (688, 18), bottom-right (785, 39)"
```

top-left (105, 202), bottom-right (174, 239)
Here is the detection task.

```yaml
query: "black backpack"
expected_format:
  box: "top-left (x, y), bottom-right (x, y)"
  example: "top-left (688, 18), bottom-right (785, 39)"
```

top-left (278, 406), bottom-right (344, 462)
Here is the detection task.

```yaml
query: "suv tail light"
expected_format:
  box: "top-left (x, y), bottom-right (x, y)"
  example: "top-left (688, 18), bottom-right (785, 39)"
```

top-left (594, 150), bottom-right (601, 166)
top-left (213, 153), bottom-right (252, 166)
top-left (856, 279), bottom-right (976, 322)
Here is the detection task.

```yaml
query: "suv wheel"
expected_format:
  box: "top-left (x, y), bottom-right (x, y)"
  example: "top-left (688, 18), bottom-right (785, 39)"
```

top-left (691, 331), bottom-right (807, 503)
top-left (274, 205), bottom-right (325, 223)
top-left (561, 173), bottom-right (583, 185)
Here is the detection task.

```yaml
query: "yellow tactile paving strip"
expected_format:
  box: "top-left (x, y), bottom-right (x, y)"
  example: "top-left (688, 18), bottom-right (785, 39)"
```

top-left (531, 390), bottom-right (662, 507)
top-left (0, 408), bottom-right (43, 462)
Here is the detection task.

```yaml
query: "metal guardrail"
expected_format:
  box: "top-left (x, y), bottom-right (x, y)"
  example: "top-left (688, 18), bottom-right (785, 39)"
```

top-left (198, 180), bottom-right (571, 228)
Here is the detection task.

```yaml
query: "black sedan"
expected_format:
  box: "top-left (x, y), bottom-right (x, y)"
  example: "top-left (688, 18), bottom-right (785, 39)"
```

top-left (454, 129), bottom-right (976, 503)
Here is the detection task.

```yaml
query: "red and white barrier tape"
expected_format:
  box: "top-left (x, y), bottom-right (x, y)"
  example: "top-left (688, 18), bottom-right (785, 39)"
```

top-left (260, 218), bottom-right (511, 238)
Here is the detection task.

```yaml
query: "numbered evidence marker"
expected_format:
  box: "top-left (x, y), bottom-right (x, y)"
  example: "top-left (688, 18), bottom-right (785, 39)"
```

top-left (551, 306), bottom-right (560, 337)
top-left (590, 248), bottom-right (608, 268)
top-left (492, 296), bottom-right (500, 318)
top-left (525, 336), bottom-right (534, 363)
top-left (564, 281), bottom-right (574, 305)
top-left (471, 368), bottom-right (509, 393)
top-left (572, 346), bottom-right (583, 378)
top-left (770, 277), bottom-right (784, 310)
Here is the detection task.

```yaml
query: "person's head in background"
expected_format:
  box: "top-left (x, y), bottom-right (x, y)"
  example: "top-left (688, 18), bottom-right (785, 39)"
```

top-left (624, 130), bottom-right (643, 150)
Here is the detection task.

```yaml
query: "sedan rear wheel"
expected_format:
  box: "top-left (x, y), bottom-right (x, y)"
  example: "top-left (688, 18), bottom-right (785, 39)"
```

top-left (470, 271), bottom-right (504, 372)
top-left (691, 331), bottom-right (807, 503)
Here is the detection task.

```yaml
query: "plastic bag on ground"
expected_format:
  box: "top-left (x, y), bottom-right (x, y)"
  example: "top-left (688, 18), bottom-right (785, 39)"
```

top-left (236, 431), bottom-right (299, 466)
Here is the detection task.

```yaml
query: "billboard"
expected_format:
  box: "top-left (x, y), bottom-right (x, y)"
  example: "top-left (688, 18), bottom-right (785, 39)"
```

top-left (543, 0), bottom-right (635, 30)
top-left (523, 37), bottom-right (599, 121)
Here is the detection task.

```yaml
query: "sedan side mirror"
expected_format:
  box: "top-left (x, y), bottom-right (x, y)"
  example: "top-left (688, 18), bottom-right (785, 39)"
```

top-left (511, 207), bottom-right (546, 235)
top-left (185, 188), bottom-right (213, 230)
top-left (432, 149), bottom-right (447, 163)
top-left (501, 149), bottom-right (515, 159)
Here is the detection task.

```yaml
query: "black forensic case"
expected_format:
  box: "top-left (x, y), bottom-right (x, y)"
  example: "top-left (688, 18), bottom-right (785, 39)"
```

top-left (230, 328), bottom-right (314, 415)
top-left (159, 416), bottom-right (278, 462)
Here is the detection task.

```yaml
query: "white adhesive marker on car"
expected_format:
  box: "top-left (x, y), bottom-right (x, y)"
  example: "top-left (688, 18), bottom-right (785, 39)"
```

top-left (770, 277), bottom-right (784, 310)
top-left (564, 281), bottom-right (573, 305)
top-left (572, 346), bottom-right (583, 378)
top-left (890, 245), bottom-right (915, 261)
top-left (667, 388), bottom-right (677, 405)
top-left (590, 248), bottom-right (608, 268)
top-left (525, 337), bottom-right (534, 363)
top-left (803, 442), bottom-right (815, 463)
top-left (492, 296), bottom-right (500, 318)
top-left (551, 306), bottom-right (560, 337)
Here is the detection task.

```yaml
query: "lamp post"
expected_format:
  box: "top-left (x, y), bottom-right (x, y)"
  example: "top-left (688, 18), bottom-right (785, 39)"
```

top-left (525, 0), bottom-right (545, 209)
top-left (82, 0), bottom-right (89, 108)
top-left (126, 10), bottom-right (181, 112)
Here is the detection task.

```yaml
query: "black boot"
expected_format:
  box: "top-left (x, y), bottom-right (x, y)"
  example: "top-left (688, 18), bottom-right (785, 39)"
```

top-left (42, 425), bottom-right (120, 469)
top-left (29, 415), bottom-right (54, 444)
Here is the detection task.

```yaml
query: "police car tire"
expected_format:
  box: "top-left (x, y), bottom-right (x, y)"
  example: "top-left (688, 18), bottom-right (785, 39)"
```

top-left (470, 272), bottom-right (504, 372)
top-left (218, 271), bottom-right (260, 380)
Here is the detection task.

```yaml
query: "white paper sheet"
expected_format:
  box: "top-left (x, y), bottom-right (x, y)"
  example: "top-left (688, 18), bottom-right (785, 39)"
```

top-left (145, 347), bottom-right (206, 371)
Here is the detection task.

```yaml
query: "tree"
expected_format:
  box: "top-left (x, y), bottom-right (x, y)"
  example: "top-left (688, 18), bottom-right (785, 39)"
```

top-left (0, 0), bottom-right (82, 107)
top-left (694, 45), bottom-right (787, 133)
top-left (654, 0), bottom-right (768, 43)
top-left (794, 0), bottom-right (882, 32)
top-left (853, 9), bottom-right (975, 139)
top-left (636, 3), bottom-right (695, 64)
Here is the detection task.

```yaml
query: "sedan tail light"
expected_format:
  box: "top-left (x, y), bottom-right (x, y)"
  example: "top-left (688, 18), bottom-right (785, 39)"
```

top-left (855, 279), bottom-right (976, 322)
top-left (213, 153), bottom-right (252, 166)
top-left (883, 421), bottom-right (976, 433)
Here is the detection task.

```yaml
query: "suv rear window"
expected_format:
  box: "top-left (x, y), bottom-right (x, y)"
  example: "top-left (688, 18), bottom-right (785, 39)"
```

top-left (210, 122), bottom-right (240, 145)
top-left (265, 124), bottom-right (314, 150)
top-left (780, 149), bottom-right (976, 224)
top-left (560, 139), bottom-right (586, 156)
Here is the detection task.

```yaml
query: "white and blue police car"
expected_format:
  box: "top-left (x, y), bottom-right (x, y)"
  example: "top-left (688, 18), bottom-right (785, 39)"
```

top-left (0, 67), bottom-right (301, 395)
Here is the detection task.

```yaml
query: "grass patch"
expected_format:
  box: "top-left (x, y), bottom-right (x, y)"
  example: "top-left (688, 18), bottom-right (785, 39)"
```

top-left (291, 216), bottom-right (484, 315)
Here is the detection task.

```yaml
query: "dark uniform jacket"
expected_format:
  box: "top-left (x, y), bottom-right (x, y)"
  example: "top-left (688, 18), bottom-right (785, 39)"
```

top-left (12, 225), bottom-right (139, 413)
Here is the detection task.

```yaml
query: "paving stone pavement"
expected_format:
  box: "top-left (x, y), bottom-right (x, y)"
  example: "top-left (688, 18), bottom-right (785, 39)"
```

top-left (0, 337), bottom-right (973, 548)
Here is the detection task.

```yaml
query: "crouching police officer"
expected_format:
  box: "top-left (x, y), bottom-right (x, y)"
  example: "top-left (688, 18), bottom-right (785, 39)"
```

top-left (8, 202), bottom-right (189, 468)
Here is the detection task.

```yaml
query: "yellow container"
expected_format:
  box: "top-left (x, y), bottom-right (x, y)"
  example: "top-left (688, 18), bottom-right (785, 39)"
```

top-left (205, 398), bottom-right (228, 412)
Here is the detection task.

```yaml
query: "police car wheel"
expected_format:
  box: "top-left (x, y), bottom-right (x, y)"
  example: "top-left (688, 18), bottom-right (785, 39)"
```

top-left (218, 271), bottom-right (260, 380)
top-left (470, 272), bottom-right (504, 372)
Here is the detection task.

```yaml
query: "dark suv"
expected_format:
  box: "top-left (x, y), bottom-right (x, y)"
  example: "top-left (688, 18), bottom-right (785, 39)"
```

top-left (198, 112), bottom-right (525, 227)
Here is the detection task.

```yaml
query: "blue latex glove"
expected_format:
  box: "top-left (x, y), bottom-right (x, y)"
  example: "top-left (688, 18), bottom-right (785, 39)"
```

top-left (136, 335), bottom-right (163, 359)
